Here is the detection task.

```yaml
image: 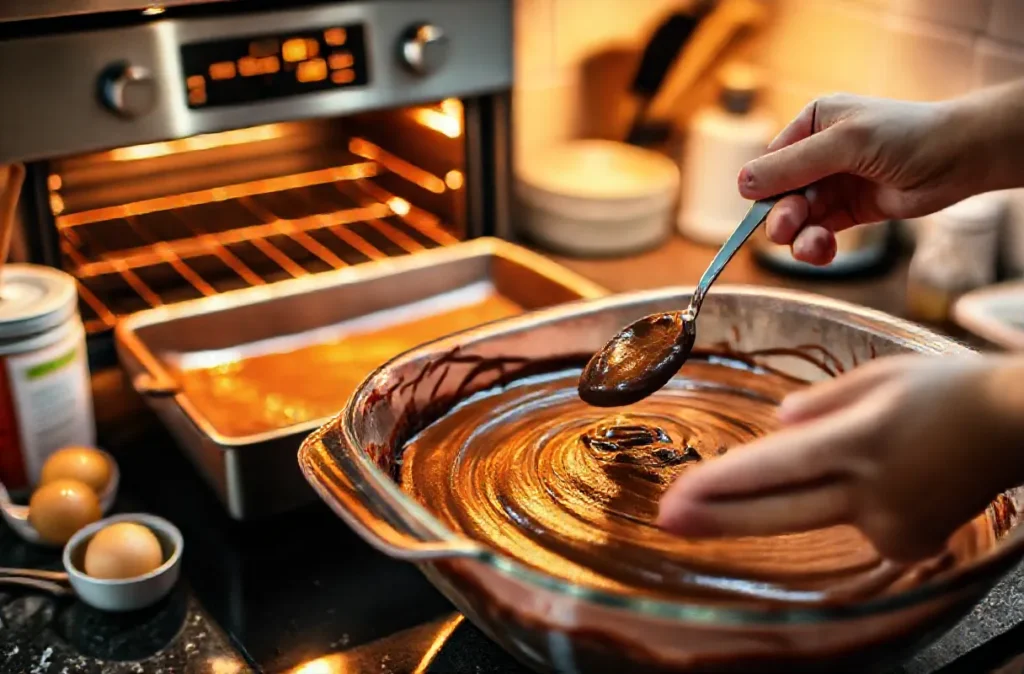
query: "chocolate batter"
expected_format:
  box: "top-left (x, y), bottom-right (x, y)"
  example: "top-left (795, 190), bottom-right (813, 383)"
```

top-left (400, 353), bottom-right (996, 605)
top-left (578, 311), bottom-right (696, 407)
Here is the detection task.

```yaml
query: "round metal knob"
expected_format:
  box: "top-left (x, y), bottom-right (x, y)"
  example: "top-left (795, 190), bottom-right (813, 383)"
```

top-left (98, 62), bottom-right (156, 118)
top-left (400, 24), bottom-right (449, 76)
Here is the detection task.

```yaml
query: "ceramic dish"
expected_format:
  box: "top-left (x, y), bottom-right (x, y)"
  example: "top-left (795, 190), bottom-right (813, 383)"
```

top-left (515, 139), bottom-right (680, 257)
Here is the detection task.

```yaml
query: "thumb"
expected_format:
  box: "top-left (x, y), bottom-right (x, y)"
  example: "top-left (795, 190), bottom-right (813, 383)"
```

top-left (739, 124), bottom-right (858, 200)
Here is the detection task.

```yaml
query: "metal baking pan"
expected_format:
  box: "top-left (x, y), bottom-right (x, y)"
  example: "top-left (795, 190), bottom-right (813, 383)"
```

top-left (116, 238), bottom-right (606, 519)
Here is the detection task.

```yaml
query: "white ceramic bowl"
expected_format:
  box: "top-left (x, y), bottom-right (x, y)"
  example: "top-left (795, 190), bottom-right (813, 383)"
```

top-left (63, 513), bottom-right (183, 612)
top-left (515, 139), bottom-right (680, 257)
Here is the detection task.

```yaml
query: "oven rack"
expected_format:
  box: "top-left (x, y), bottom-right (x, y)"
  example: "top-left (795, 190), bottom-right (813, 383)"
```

top-left (57, 171), bottom-right (459, 334)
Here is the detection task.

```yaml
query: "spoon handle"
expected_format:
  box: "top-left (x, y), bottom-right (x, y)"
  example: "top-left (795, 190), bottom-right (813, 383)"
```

top-left (688, 196), bottom-right (781, 315)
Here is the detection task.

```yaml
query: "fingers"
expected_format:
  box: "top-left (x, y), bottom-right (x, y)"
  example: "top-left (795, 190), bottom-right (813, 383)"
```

top-left (739, 126), bottom-right (854, 200)
top-left (658, 480), bottom-right (852, 538)
top-left (791, 226), bottom-right (837, 265)
top-left (765, 194), bottom-right (809, 244)
top-left (660, 414), bottom-right (855, 504)
top-left (658, 401), bottom-right (877, 537)
top-left (778, 358), bottom-right (903, 425)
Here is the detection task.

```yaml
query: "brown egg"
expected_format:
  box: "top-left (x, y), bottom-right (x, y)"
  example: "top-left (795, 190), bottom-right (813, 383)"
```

top-left (40, 447), bottom-right (112, 494)
top-left (84, 522), bottom-right (164, 580)
top-left (28, 479), bottom-right (102, 545)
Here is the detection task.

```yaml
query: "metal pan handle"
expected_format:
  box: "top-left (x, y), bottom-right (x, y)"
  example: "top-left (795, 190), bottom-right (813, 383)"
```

top-left (132, 372), bottom-right (181, 398)
top-left (299, 442), bottom-right (488, 563)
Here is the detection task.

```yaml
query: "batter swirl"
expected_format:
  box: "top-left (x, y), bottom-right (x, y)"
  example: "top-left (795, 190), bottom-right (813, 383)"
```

top-left (399, 355), bottom-right (994, 606)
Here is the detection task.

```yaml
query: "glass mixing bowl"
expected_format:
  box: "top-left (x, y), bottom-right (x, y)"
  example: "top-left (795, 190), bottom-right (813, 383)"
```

top-left (299, 286), bottom-right (1024, 673)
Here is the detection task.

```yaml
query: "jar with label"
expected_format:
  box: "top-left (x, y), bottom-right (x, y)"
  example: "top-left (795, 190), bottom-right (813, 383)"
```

top-left (906, 193), bottom-right (1004, 325)
top-left (0, 265), bottom-right (95, 489)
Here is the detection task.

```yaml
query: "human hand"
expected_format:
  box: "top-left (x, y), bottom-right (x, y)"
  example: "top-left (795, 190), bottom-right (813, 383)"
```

top-left (740, 93), bottom-right (983, 265)
top-left (657, 355), bottom-right (1024, 561)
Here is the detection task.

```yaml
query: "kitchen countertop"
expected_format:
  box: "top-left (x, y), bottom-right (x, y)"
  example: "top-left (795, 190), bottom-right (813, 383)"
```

top-left (551, 235), bottom-right (911, 317)
top-left (4, 233), bottom-right (1023, 674)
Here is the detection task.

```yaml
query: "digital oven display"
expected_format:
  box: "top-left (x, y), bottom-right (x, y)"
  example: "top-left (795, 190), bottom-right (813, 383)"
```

top-left (181, 24), bottom-right (369, 108)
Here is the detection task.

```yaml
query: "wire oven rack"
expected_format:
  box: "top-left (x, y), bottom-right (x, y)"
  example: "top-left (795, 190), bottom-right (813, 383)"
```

top-left (53, 138), bottom-right (461, 334)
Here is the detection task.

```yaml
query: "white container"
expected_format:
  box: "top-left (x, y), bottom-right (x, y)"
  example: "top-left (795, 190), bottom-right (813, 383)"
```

top-left (64, 513), bottom-right (183, 612)
top-left (0, 264), bottom-right (94, 490)
top-left (907, 192), bottom-right (1005, 324)
top-left (515, 140), bottom-right (680, 257)
top-left (678, 63), bottom-right (776, 245)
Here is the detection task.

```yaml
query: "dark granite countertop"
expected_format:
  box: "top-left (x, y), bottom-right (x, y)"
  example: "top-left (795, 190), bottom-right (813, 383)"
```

top-left (4, 233), bottom-right (1023, 674)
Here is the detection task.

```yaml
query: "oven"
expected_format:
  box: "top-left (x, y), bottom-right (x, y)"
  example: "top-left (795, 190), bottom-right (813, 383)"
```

top-left (0, 0), bottom-right (513, 370)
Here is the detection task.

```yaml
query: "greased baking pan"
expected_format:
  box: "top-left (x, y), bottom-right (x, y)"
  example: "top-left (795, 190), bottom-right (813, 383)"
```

top-left (116, 238), bottom-right (605, 519)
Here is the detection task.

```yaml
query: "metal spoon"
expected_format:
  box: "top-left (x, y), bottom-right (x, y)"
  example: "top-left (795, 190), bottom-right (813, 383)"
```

top-left (578, 197), bottom-right (781, 407)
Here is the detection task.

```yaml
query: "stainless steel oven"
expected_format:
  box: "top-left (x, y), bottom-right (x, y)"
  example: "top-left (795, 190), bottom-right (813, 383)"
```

top-left (0, 0), bottom-right (513, 369)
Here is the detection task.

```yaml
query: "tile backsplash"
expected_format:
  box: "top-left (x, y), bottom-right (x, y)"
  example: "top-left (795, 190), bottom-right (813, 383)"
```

top-left (514, 0), bottom-right (1024, 156)
top-left (513, 0), bottom-right (1024, 272)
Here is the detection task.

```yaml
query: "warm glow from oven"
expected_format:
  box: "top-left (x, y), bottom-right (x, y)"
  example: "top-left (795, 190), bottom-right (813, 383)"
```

top-left (282, 39), bottom-right (309, 63)
top-left (57, 162), bottom-right (378, 227)
top-left (324, 28), bottom-right (347, 46)
top-left (445, 170), bottom-right (464, 190)
top-left (209, 61), bottom-right (237, 80)
top-left (49, 194), bottom-right (64, 215)
top-left (284, 615), bottom-right (463, 674)
top-left (328, 52), bottom-right (354, 70)
top-left (409, 107), bottom-right (462, 139)
top-left (348, 138), bottom-right (447, 194)
top-left (47, 174), bottom-right (62, 191)
top-left (331, 69), bottom-right (356, 85)
top-left (208, 656), bottom-right (243, 674)
top-left (387, 197), bottom-right (411, 216)
top-left (238, 56), bottom-right (280, 77)
top-left (290, 658), bottom-right (334, 674)
top-left (297, 58), bottom-right (328, 83)
top-left (105, 124), bottom-right (288, 162)
top-left (142, 5), bottom-right (165, 15)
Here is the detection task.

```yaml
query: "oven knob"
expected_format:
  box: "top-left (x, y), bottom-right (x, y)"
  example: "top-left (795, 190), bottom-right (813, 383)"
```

top-left (400, 24), bottom-right (449, 76)
top-left (98, 62), bottom-right (156, 118)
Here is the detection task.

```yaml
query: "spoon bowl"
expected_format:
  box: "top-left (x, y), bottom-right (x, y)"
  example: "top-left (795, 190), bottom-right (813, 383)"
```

top-left (579, 197), bottom-right (781, 406)
top-left (578, 310), bottom-right (695, 406)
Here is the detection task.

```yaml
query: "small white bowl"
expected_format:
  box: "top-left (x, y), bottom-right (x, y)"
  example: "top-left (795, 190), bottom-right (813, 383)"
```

top-left (0, 448), bottom-right (120, 546)
top-left (516, 139), bottom-right (680, 257)
top-left (63, 513), bottom-right (183, 612)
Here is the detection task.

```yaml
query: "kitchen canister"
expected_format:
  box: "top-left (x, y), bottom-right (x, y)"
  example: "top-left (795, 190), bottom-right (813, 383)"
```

top-left (678, 62), bottom-right (776, 245)
top-left (906, 192), bottom-right (1005, 324)
top-left (0, 264), bottom-right (95, 490)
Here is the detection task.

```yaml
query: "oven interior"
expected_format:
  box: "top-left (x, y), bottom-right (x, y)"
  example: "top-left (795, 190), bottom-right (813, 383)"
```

top-left (37, 99), bottom-right (469, 355)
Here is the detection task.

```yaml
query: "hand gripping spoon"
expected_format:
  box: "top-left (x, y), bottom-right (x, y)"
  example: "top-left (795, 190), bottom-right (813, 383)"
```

top-left (578, 197), bottom-right (781, 407)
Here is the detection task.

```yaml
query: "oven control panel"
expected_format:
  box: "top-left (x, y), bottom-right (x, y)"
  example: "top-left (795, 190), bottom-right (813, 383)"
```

top-left (180, 24), bottom-right (370, 109)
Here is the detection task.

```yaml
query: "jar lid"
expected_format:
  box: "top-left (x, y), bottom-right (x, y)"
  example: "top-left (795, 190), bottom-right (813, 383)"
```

top-left (0, 264), bottom-right (79, 340)
top-left (718, 62), bottom-right (762, 114)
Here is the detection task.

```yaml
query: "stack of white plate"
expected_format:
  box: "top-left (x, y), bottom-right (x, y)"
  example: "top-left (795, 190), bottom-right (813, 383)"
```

top-left (515, 140), bottom-right (680, 257)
